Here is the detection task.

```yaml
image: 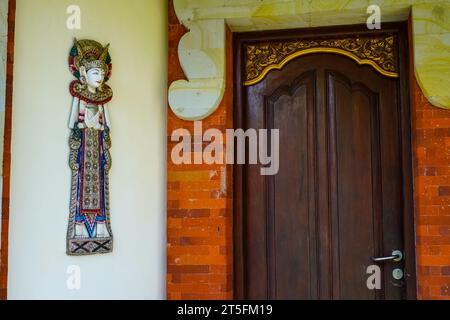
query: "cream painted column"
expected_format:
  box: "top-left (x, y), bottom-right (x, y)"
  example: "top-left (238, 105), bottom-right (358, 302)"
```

top-left (9, 0), bottom-right (166, 299)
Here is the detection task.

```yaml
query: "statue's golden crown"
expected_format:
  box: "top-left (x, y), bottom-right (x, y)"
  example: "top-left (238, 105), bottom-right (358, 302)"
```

top-left (73, 38), bottom-right (110, 73)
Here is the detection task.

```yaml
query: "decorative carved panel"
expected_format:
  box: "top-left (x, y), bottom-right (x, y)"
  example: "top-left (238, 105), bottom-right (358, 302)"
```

top-left (245, 34), bottom-right (398, 86)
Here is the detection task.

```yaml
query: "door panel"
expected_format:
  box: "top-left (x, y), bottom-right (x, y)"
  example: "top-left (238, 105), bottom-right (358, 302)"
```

top-left (267, 72), bottom-right (317, 299)
top-left (237, 38), bottom-right (412, 299)
top-left (328, 72), bottom-right (384, 299)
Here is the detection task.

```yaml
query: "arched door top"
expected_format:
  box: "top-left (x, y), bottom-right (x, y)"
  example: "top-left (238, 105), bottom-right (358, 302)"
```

top-left (244, 34), bottom-right (399, 86)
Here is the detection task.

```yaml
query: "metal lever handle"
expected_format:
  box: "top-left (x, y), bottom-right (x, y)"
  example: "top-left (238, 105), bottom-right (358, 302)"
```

top-left (372, 250), bottom-right (403, 263)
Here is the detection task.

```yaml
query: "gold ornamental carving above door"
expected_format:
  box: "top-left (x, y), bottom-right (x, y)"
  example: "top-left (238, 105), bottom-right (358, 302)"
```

top-left (244, 34), bottom-right (399, 86)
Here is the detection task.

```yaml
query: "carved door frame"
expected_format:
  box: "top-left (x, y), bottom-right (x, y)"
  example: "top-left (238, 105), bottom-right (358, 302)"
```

top-left (233, 22), bottom-right (416, 300)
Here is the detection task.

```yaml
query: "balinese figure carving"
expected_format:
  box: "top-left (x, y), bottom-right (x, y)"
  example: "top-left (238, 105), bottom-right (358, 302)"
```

top-left (66, 39), bottom-right (113, 255)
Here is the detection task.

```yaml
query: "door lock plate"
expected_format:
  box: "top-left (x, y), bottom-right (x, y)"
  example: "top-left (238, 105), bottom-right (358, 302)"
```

top-left (392, 268), bottom-right (404, 280)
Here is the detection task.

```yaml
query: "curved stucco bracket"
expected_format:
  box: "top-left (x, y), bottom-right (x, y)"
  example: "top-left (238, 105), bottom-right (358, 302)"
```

top-left (412, 3), bottom-right (450, 109)
top-left (168, 5), bottom-right (226, 120)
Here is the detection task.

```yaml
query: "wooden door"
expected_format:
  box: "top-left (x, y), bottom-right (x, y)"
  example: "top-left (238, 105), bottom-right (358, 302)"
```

top-left (234, 24), bottom-right (416, 300)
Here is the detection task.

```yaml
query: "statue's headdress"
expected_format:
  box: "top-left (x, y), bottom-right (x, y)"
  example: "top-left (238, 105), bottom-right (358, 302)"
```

top-left (69, 38), bottom-right (112, 81)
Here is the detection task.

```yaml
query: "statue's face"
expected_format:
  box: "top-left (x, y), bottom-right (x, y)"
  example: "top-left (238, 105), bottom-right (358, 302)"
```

top-left (86, 68), bottom-right (106, 89)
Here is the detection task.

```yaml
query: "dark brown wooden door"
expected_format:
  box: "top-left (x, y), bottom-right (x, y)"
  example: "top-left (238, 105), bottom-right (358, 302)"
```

top-left (234, 26), bottom-right (415, 300)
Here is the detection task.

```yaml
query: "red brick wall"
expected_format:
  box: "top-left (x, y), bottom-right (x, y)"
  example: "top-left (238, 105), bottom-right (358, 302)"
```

top-left (413, 77), bottom-right (450, 300)
top-left (166, 0), bottom-right (234, 300)
top-left (0, 0), bottom-right (15, 300)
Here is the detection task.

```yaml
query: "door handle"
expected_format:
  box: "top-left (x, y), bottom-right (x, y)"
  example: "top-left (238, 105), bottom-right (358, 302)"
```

top-left (372, 250), bottom-right (403, 263)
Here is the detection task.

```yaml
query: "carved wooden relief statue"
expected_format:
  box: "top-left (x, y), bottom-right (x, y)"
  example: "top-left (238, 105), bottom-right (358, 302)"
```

top-left (66, 39), bottom-right (113, 255)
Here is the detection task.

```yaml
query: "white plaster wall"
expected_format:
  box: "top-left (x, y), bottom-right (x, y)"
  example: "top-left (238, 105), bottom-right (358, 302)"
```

top-left (8, 0), bottom-right (167, 299)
